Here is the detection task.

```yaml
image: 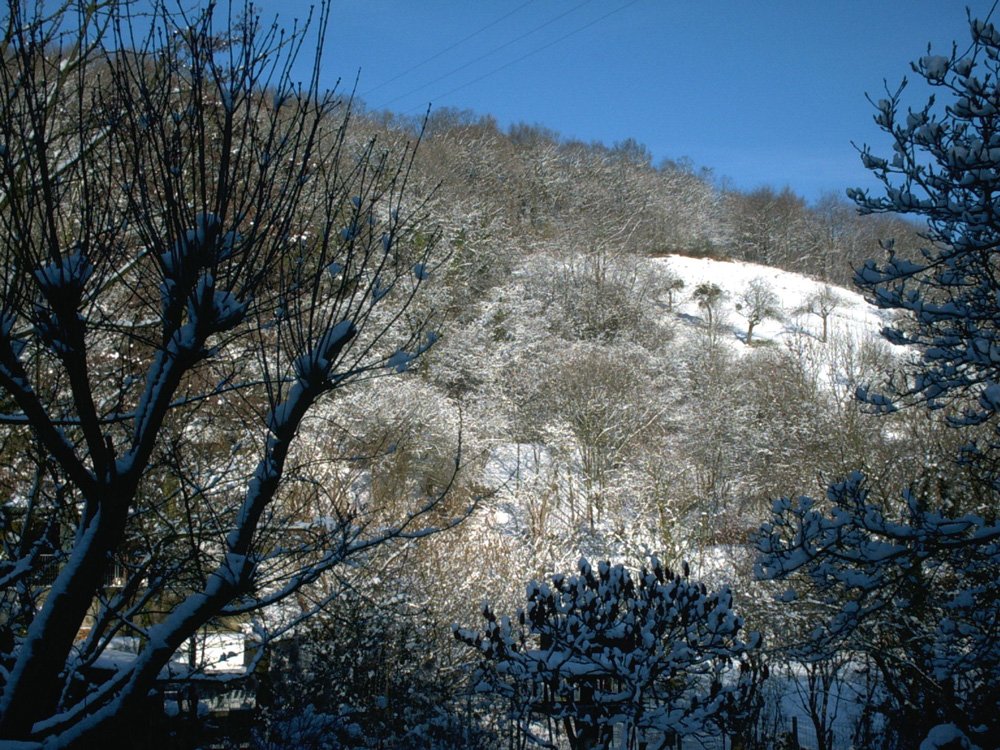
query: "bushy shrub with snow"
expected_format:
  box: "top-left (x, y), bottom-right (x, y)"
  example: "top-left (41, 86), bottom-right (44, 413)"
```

top-left (523, 251), bottom-right (674, 346)
top-left (455, 557), bottom-right (764, 750)
top-left (756, 473), bottom-right (1000, 748)
top-left (254, 704), bottom-right (361, 750)
top-left (260, 586), bottom-right (495, 750)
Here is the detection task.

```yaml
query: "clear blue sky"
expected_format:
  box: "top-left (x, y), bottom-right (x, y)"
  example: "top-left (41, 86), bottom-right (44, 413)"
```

top-left (255, 1), bottom-right (996, 203)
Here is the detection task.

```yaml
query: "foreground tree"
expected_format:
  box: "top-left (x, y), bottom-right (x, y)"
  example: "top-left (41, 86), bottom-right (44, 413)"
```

top-left (455, 558), bottom-right (763, 750)
top-left (756, 473), bottom-right (1000, 748)
top-left (0, 1), bottom-right (449, 744)
top-left (758, 12), bottom-right (1000, 749)
top-left (849, 15), bottom-right (1000, 434)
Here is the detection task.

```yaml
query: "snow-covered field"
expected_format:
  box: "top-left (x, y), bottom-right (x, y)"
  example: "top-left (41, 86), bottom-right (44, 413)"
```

top-left (659, 254), bottom-right (891, 348)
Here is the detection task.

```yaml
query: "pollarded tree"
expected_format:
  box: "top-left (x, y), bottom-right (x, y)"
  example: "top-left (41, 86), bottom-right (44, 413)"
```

top-left (0, 2), bottom-right (451, 745)
top-left (454, 557), bottom-right (764, 750)
top-left (735, 277), bottom-right (782, 345)
top-left (662, 270), bottom-right (686, 311)
top-left (692, 281), bottom-right (726, 338)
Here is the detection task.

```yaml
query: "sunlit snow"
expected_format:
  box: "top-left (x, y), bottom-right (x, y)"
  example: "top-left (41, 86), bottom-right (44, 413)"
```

top-left (659, 254), bottom-right (890, 347)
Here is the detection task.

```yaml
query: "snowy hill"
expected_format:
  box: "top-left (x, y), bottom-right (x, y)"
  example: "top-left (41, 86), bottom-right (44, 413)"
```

top-left (471, 253), bottom-right (906, 580)
top-left (659, 254), bottom-right (891, 348)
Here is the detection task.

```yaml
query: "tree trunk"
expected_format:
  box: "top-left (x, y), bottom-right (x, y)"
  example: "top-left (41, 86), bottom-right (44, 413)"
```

top-left (0, 504), bottom-right (121, 737)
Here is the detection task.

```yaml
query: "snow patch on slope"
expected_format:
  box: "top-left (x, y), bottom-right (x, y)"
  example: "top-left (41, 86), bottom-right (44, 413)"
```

top-left (659, 254), bottom-right (890, 347)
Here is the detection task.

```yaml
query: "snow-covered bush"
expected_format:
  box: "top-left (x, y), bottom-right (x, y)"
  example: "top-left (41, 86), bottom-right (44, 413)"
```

top-left (454, 557), bottom-right (764, 750)
top-left (259, 584), bottom-right (495, 750)
top-left (523, 250), bottom-right (675, 346)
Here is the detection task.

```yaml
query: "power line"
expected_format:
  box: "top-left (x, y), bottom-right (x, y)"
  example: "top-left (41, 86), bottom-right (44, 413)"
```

top-left (374, 0), bottom-right (599, 111)
top-left (412, 0), bottom-right (644, 115)
top-left (361, 0), bottom-right (536, 99)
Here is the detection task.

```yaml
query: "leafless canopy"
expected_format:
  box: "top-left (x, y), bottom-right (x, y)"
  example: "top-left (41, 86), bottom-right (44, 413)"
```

top-left (0, 1), bottom-right (452, 743)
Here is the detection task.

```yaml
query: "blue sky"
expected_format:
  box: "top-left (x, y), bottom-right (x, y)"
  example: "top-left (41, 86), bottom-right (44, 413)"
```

top-left (255, 1), bottom-right (996, 203)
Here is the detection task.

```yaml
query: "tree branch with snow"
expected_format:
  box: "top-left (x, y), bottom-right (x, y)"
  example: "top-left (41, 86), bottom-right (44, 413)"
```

top-left (0, 1), bottom-right (455, 744)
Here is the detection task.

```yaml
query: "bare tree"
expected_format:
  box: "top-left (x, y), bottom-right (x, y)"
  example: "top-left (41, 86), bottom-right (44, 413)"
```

top-left (0, 1), bottom-right (452, 744)
top-left (529, 343), bottom-right (665, 532)
top-left (798, 284), bottom-right (842, 343)
top-left (735, 277), bottom-right (782, 345)
top-left (724, 187), bottom-right (810, 268)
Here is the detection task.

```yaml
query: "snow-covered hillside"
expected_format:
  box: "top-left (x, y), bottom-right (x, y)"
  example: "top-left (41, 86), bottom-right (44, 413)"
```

top-left (469, 252), bottom-right (908, 582)
top-left (659, 254), bottom-right (891, 348)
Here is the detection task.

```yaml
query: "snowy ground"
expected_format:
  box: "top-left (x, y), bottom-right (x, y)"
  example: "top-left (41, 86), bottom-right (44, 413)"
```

top-left (658, 254), bottom-right (891, 348)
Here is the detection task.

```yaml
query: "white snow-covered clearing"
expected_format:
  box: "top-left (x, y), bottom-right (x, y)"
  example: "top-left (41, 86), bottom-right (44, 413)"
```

top-left (659, 254), bottom-right (890, 348)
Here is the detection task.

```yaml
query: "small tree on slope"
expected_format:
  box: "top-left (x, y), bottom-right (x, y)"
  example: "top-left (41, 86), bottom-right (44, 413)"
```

top-left (0, 1), bottom-right (450, 744)
top-left (693, 281), bottom-right (726, 339)
top-left (735, 277), bottom-right (782, 345)
top-left (798, 284), bottom-right (841, 343)
top-left (757, 13), bottom-right (1000, 749)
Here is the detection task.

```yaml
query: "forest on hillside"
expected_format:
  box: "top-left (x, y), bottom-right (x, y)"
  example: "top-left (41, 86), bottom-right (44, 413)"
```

top-left (0, 2), bottom-right (998, 749)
